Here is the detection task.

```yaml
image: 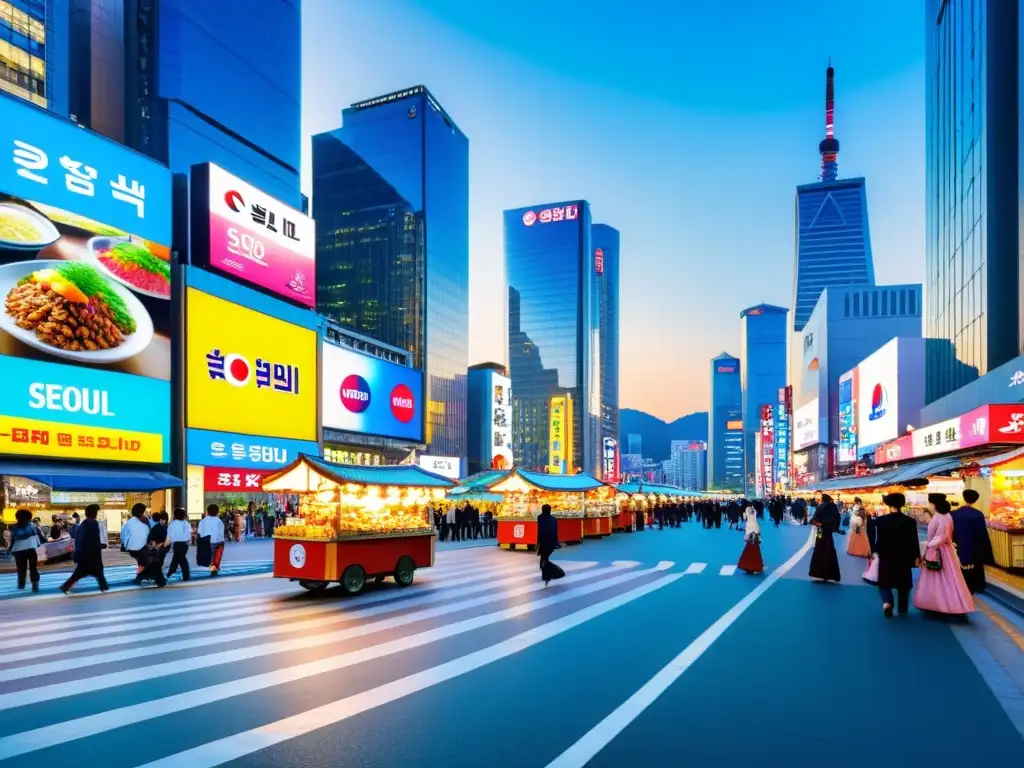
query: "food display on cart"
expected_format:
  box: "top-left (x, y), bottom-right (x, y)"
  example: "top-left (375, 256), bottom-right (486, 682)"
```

top-left (583, 484), bottom-right (618, 538)
top-left (265, 455), bottom-right (454, 594)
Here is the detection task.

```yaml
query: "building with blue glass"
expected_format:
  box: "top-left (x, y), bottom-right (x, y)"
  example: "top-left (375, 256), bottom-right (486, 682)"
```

top-left (708, 353), bottom-right (743, 491)
top-left (924, 0), bottom-right (1020, 404)
top-left (739, 304), bottom-right (788, 494)
top-left (313, 86), bottom-right (470, 460)
top-left (505, 201), bottom-right (602, 475)
top-left (0, 0), bottom-right (66, 112)
top-left (593, 223), bottom-right (620, 457)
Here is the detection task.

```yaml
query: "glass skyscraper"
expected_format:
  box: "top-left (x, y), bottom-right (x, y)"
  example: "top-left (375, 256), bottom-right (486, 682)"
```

top-left (739, 304), bottom-right (788, 494)
top-left (505, 201), bottom-right (602, 475)
top-left (313, 86), bottom-right (470, 459)
top-left (924, 0), bottom-right (1020, 403)
top-left (593, 223), bottom-right (620, 457)
top-left (0, 0), bottom-right (67, 112)
top-left (708, 353), bottom-right (744, 491)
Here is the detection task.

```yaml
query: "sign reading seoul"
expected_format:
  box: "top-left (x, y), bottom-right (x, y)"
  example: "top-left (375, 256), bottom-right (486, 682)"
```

top-left (321, 343), bottom-right (423, 441)
top-left (186, 288), bottom-right (316, 442)
top-left (522, 204), bottom-right (579, 226)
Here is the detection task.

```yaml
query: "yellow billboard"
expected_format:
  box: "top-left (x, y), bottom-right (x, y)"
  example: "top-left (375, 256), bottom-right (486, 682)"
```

top-left (186, 288), bottom-right (317, 441)
top-left (548, 394), bottom-right (574, 474)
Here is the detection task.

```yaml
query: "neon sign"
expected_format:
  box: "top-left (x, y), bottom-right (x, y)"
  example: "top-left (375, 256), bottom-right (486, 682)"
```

top-left (522, 205), bottom-right (579, 226)
top-left (595, 248), bottom-right (604, 275)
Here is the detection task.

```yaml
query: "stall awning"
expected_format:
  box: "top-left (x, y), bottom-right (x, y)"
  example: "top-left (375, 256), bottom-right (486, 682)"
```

top-left (262, 454), bottom-right (458, 493)
top-left (0, 462), bottom-right (183, 492)
top-left (809, 455), bottom-right (966, 493)
top-left (458, 469), bottom-right (510, 490)
top-left (446, 490), bottom-right (504, 503)
top-left (615, 482), bottom-right (698, 497)
top-left (488, 468), bottom-right (607, 493)
top-left (971, 445), bottom-right (1024, 469)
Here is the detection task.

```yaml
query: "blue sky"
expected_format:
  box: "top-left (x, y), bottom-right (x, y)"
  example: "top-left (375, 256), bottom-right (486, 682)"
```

top-left (302, 0), bottom-right (925, 421)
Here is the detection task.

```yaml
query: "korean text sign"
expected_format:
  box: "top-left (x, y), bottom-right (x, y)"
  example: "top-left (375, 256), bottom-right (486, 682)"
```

top-left (191, 163), bottom-right (315, 308)
top-left (490, 371), bottom-right (513, 468)
top-left (320, 343), bottom-right (424, 442)
top-left (0, 96), bottom-right (172, 462)
top-left (186, 428), bottom-right (318, 469)
top-left (760, 404), bottom-right (774, 491)
top-left (186, 287), bottom-right (316, 442)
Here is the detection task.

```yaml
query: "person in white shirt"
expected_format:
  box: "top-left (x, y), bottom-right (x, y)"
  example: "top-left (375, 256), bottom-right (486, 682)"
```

top-left (166, 507), bottom-right (193, 581)
top-left (120, 504), bottom-right (151, 576)
top-left (197, 504), bottom-right (227, 575)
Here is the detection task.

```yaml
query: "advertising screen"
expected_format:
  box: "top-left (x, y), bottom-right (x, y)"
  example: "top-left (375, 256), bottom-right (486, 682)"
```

top-left (186, 287), bottom-right (317, 442)
top-left (0, 96), bottom-right (172, 463)
top-left (418, 456), bottom-right (460, 479)
top-left (856, 339), bottom-right (900, 448)
top-left (774, 387), bottom-right (790, 486)
top-left (837, 369), bottom-right (858, 463)
top-left (793, 399), bottom-right (820, 451)
top-left (548, 395), bottom-right (574, 474)
top-left (321, 343), bottom-right (424, 442)
top-left (191, 163), bottom-right (315, 308)
top-left (490, 372), bottom-right (513, 469)
top-left (760, 404), bottom-right (774, 493)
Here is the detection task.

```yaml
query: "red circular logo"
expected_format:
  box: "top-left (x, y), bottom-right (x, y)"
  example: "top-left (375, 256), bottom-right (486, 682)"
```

top-left (390, 384), bottom-right (415, 423)
top-left (225, 189), bottom-right (245, 212)
top-left (340, 375), bottom-right (371, 413)
top-left (522, 211), bottom-right (537, 227)
top-left (223, 353), bottom-right (252, 387)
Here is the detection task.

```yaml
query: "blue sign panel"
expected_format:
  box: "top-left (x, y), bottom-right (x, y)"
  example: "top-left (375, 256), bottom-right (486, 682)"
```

top-left (187, 428), bottom-right (319, 469)
top-left (774, 388), bottom-right (790, 485)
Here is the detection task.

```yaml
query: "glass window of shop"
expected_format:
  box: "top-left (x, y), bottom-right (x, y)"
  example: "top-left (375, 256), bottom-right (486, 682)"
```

top-left (0, 1), bottom-right (47, 108)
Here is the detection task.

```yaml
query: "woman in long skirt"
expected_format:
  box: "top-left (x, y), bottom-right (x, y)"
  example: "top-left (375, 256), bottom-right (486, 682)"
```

top-left (737, 506), bottom-right (764, 574)
top-left (914, 494), bottom-right (974, 618)
top-left (846, 500), bottom-right (872, 558)
top-left (809, 494), bottom-right (841, 582)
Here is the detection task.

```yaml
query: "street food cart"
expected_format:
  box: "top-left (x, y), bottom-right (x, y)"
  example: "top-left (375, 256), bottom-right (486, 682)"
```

top-left (489, 468), bottom-right (608, 550)
top-left (265, 455), bottom-right (454, 593)
top-left (583, 483), bottom-right (617, 538)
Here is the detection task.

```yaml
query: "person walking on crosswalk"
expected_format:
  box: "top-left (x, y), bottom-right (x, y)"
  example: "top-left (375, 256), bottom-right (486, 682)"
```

top-left (6, 509), bottom-right (42, 592)
top-left (120, 504), bottom-right (151, 578)
top-left (60, 504), bottom-right (109, 594)
top-left (197, 504), bottom-right (227, 576)
top-left (166, 507), bottom-right (192, 581)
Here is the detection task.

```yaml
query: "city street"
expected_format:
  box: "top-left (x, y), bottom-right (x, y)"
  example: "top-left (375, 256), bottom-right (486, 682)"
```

top-left (1, 524), bottom-right (1021, 767)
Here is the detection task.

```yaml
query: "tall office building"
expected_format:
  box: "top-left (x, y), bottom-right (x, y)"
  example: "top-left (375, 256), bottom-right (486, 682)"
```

top-left (924, 0), bottom-right (1020, 403)
top-left (313, 86), bottom-right (470, 459)
top-left (0, 0), bottom-right (67, 112)
top-left (505, 200), bottom-right (602, 475)
top-left (708, 353), bottom-right (744, 490)
top-left (792, 65), bottom-right (875, 334)
top-left (672, 440), bottom-right (707, 491)
top-left (627, 434), bottom-right (642, 456)
top-left (739, 304), bottom-right (788, 494)
top-left (593, 224), bottom-right (620, 457)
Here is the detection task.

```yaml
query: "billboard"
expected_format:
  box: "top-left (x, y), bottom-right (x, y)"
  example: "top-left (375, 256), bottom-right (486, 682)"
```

top-left (602, 437), bottom-right (619, 483)
top-left (837, 369), bottom-right (858, 463)
top-left (793, 399), bottom-right (820, 451)
top-left (418, 455), bottom-right (460, 479)
top-left (760, 404), bottom-right (774, 493)
top-left (856, 339), bottom-right (900, 448)
top-left (321, 343), bottom-right (424, 442)
top-left (774, 387), bottom-right (791, 486)
top-left (190, 163), bottom-right (315, 308)
top-left (491, 372), bottom-right (513, 469)
top-left (186, 287), bottom-right (317, 442)
top-left (548, 394), bottom-right (574, 474)
top-left (0, 95), bottom-right (172, 463)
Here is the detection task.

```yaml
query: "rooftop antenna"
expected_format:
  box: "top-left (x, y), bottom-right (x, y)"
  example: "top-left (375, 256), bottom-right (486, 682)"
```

top-left (819, 61), bottom-right (840, 181)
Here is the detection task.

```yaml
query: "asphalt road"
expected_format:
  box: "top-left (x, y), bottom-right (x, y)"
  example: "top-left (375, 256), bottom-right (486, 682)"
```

top-left (0, 522), bottom-right (1021, 767)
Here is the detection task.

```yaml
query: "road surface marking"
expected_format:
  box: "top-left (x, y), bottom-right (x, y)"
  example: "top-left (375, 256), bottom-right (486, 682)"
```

top-left (544, 531), bottom-right (815, 768)
top-left (134, 573), bottom-right (683, 768)
top-left (719, 565), bottom-right (737, 576)
top-left (0, 562), bottom-right (662, 758)
top-left (683, 563), bottom-right (707, 575)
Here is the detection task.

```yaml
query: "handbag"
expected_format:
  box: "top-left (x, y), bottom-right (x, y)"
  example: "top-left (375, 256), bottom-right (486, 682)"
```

top-left (924, 549), bottom-right (943, 571)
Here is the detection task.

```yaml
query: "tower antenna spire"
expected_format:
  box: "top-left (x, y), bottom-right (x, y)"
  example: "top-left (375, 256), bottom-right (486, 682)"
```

top-left (819, 62), bottom-right (840, 181)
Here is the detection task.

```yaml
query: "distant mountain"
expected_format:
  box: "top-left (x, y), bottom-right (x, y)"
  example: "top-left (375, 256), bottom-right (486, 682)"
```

top-left (619, 409), bottom-right (709, 462)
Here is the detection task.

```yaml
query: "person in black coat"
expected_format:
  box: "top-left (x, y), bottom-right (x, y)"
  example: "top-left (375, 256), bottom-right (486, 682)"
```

top-left (60, 504), bottom-right (108, 593)
top-left (536, 504), bottom-right (563, 584)
top-left (951, 489), bottom-right (995, 594)
top-left (873, 492), bottom-right (921, 617)
top-left (809, 494), bottom-right (842, 582)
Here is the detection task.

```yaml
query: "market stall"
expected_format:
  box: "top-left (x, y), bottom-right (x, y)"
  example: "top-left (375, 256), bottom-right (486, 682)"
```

top-left (583, 483), bottom-right (617, 538)
top-left (264, 455), bottom-right (455, 593)
top-left (488, 468), bottom-right (608, 550)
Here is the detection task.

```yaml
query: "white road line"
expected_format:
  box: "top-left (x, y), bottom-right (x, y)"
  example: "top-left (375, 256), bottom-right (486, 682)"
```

top-left (0, 562), bottom-right (597, 683)
top-left (135, 572), bottom-right (683, 768)
top-left (543, 531), bottom-right (815, 768)
top-left (683, 563), bottom-right (707, 575)
top-left (0, 562), bottom-right (623, 711)
top-left (0, 562), bottom-right (665, 758)
top-left (719, 565), bottom-right (737, 576)
top-left (9, 571), bottom-right (274, 603)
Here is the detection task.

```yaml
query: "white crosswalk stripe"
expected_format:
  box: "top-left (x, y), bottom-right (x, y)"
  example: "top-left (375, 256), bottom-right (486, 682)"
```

top-left (719, 565), bottom-right (737, 576)
top-left (0, 554), bottom-right (679, 763)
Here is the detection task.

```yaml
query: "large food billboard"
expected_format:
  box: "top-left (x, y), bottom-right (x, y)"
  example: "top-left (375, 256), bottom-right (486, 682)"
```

top-left (491, 371), bottom-right (513, 469)
top-left (0, 95), bottom-right (172, 463)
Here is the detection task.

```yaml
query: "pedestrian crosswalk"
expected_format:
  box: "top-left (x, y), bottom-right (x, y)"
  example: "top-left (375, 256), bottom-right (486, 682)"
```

top-left (0, 560), bottom-right (273, 599)
top-left (0, 550), bottom-right (774, 765)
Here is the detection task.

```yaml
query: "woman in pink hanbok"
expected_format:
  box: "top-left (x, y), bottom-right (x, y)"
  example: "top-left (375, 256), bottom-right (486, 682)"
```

top-left (913, 494), bottom-right (974, 618)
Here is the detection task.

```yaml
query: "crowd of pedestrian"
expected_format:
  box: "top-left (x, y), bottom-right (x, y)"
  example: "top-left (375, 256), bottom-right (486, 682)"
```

top-left (431, 503), bottom-right (496, 542)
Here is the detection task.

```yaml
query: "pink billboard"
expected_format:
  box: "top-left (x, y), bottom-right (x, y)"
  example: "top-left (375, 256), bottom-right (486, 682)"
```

top-left (192, 163), bottom-right (316, 308)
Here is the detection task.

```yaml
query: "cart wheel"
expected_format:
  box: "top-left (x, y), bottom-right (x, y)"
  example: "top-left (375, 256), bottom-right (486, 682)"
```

top-left (374, 575), bottom-right (386, 584)
top-left (298, 580), bottom-right (329, 592)
top-left (394, 556), bottom-right (415, 587)
top-left (341, 565), bottom-right (366, 595)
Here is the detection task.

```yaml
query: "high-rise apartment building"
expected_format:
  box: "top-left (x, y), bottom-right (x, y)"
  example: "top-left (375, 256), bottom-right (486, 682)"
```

top-left (505, 201), bottom-right (602, 474)
top-left (739, 304), bottom-right (788, 494)
top-left (0, 0), bottom-right (66, 112)
top-left (924, 0), bottom-right (1020, 403)
top-left (708, 353), bottom-right (744, 490)
top-left (593, 224), bottom-right (620, 457)
top-left (671, 440), bottom-right (707, 491)
top-left (313, 86), bottom-right (470, 459)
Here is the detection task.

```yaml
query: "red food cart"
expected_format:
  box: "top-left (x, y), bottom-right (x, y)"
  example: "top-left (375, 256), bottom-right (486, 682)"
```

top-left (263, 455), bottom-right (455, 594)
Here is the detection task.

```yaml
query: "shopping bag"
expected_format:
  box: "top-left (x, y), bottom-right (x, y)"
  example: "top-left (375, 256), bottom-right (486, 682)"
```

top-left (541, 560), bottom-right (565, 581)
top-left (196, 535), bottom-right (212, 567)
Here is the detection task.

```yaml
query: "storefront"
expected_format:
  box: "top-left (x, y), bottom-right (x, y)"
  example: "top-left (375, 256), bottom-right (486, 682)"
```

top-left (0, 96), bottom-right (181, 536)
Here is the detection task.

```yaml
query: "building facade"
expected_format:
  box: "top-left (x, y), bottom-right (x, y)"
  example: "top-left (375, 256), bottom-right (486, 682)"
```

top-left (593, 223), bottom-right (620, 459)
top-left (0, 0), bottom-right (67, 112)
top-left (672, 440), bottom-right (707, 491)
top-left (924, 0), bottom-right (1020, 403)
top-left (708, 353), bottom-right (743, 490)
top-left (627, 433), bottom-right (642, 456)
top-left (505, 200), bottom-right (601, 475)
top-left (313, 86), bottom-right (470, 461)
top-left (739, 304), bottom-right (788, 494)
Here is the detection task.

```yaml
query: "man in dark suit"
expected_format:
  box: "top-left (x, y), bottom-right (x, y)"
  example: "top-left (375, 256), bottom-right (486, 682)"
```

top-left (951, 489), bottom-right (994, 594)
top-left (873, 492), bottom-right (921, 617)
top-left (60, 504), bottom-right (108, 593)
